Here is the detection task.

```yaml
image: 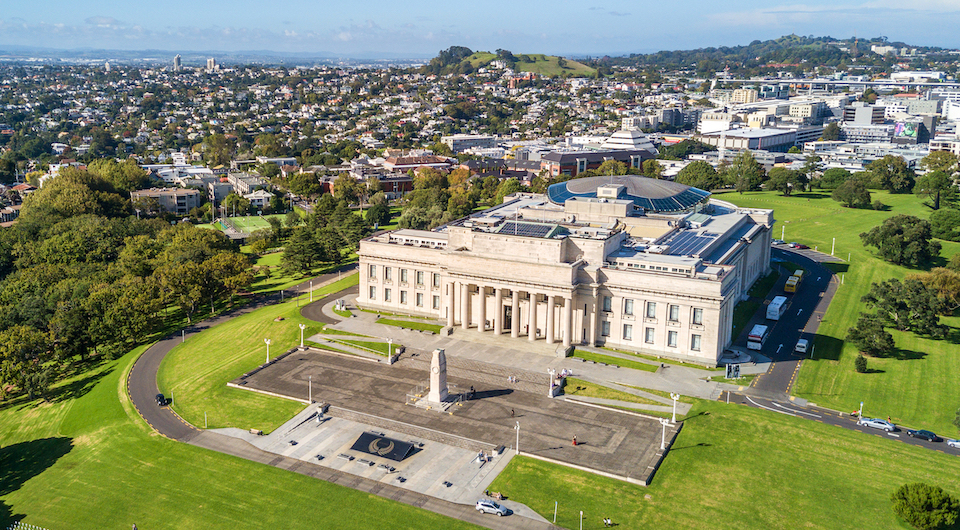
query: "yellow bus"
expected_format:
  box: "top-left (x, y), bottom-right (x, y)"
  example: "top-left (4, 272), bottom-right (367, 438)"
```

top-left (784, 270), bottom-right (803, 293)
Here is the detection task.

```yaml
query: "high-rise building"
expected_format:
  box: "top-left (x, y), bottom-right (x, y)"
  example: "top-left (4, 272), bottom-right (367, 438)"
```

top-left (206, 58), bottom-right (217, 71)
top-left (173, 54), bottom-right (182, 72)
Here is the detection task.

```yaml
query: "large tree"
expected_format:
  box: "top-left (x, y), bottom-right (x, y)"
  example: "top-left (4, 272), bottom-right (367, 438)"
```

top-left (724, 150), bottom-right (766, 194)
top-left (860, 214), bottom-right (941, 267)
top-left (860, 278), bottom-right (946, 337)
top-left (819, 168), bottom-right (852, 190)
top-left (892, 483), bottom-right (960, 530)
top-left (766, 167), bottom-right (806, 196)
top-left (914, 170), bottom-right (956, 210)
top-left (865, 155), bottom-right (915, 194)
top-left (920, 151), bottom-right (959, 176)
top-left (675, 160), bottom-right (723, 191)
top-left (832, 177), bottom-right (872, 208)
top-left (930, 209), bottom-right (960, 242)
top-left (0, 325), bottom-right (52, 399)
top-left (846, 314), bottom-right (895, 356)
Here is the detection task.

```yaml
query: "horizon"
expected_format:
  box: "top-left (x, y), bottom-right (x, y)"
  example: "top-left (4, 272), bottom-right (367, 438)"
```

top-left (2, 0), bottom-right (960, 59)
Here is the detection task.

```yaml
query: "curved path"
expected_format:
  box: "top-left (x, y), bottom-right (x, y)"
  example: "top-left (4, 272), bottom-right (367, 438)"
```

top-left (127, 264), bottom-right (557, 530)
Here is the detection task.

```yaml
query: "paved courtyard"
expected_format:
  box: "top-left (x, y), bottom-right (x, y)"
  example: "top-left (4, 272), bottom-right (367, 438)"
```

top-left (229, 347), bottom-right (680, 493)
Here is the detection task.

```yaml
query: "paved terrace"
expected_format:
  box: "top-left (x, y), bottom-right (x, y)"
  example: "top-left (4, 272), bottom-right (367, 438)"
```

top-left (230, 348), bottom-right (679, 487)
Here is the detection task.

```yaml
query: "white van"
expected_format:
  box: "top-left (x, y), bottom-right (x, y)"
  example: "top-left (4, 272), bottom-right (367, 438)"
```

top-left (795, 339), bottom-right (809, 354)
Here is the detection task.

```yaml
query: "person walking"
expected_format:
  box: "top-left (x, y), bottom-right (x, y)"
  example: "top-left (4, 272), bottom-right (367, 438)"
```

top-left (572, 435), bottom-right (577, 446)
top-left (511, 408), bottom-right (515, 417)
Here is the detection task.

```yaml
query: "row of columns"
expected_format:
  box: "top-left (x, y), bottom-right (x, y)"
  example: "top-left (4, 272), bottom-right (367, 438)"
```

top-left (446, 281), bottom-right (572, 347)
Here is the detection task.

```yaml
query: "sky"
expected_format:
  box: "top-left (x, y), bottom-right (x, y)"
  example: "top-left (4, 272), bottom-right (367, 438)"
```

top-left (2, 0), bottom-right (960, 58)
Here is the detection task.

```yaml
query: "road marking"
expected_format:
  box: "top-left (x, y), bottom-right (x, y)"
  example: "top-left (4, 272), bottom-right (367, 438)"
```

top-left (745, 396), bottom-right (797, 417)
top-left (797, 309), bottom-right (803, 316)
top-left (772, 401), bottom-right (821, 418)
top-left (776, 344), bottom-right (783, 353)
top-left (887, 433), bottom-right (900, 438)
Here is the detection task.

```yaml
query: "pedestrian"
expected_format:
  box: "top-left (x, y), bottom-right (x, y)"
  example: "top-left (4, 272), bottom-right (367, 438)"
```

top-left (572, 435), bottom-right (577, 446)
top-left (887, 415), bottom-right (892, 423)
top-left (603, 517), bottom-right (609, 527)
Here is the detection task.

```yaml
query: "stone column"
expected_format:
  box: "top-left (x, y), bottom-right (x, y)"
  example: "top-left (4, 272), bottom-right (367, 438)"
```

top-left (460, 281), bottom-right (470, 330)
top-left (476, 285), bottom-right (486, 333)
top-left (446, 282), bottom-right (455, 327)
top-left (528, 293), bottom-right (538, 342)
top-left (562, 296), bottom-right (573, 348)
top-left (493, 288), bottom-right (504, 335)
top-left (510, 290), bottom-right (520, 339)
top-left (545, 295), bottom-right (556, 344)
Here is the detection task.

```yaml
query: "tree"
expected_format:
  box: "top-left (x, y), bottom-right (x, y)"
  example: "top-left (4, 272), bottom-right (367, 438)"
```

top-left (724, 150), bottom-right (765, 194)
top-left (495, 178), bottom-right (524, 205)
top-left (766, 168), bottom-right (806, 196)
top-left (365, 203), bottom-right (391, 227)
top-left (333, 174), bottom-right (363, 205)
top-left (910, 268), bottom-right (960, 312)
top-left (854, 354), bottom-right (868, 373)
top-left (865, 155), bottom-right (915, 194)
top-left (285, 210), bottom-right (302, 229)
top-left (597, 160), bottom-right (629, 176)
top-left (642, 160), bottom-right (664, 179)
top-left (832, 177), bottom-right (872, 208)
top-left (281, 226), bottom-right (321, 275)
top-left (860, 215), bottom-right (942, 267)
top-left (675, 161), bottom-right (723, 191)
top-left (821, 122), bottom-right (840, 141)
top-left (861, 278), bottom-right (946, 337)
top-left (0, 325), bottom-right (52, 399)
top-left (819, 168), bottom-right (852, 189)
top-left (931, 209), bottom-right (960, 242)
top-left (920, 151), bottom-right (959, 176)
top-left (221, 193), bottom-right (251, 216)
top-left (87, 159), bottom-right (152, 193)
top-left (892, 483), bottom-right (960, 530)
top-left (914, 170), bottom-right (956, 210)
top-left (846, 314), bottom-right (895, 355)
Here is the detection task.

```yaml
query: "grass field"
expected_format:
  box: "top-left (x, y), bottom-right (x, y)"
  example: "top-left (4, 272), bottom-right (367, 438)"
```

top-left (572, 349), bottom-right (658, 372)
top-left (157, 274), bottom-right (359, 432)
top-left (376, 318), bottom-right (443, 334)
top-left (564, 377), bottom-right (665, 407)
top-left (225, 214), bottom-right (285, 233)
top-left (489, 399), bottom-right (960, 530)
top-left (0, 346), bottom-right (481, 530)
top-left (718, 190), bottom-right (960, 435)
top-left (465, 51), bottom-right (596, 77)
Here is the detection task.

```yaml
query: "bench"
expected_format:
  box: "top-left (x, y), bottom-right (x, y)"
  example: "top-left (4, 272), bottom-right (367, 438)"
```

top-left (337, 453), bottom-right (354, 461)
top-left (494, 444), bottom-right (506, 455)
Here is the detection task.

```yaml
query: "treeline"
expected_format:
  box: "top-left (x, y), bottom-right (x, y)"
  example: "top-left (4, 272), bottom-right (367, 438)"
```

top-left (0, 164), bottom-right (254, 400)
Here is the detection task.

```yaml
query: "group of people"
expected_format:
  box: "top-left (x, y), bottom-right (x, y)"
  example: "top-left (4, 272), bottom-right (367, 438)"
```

top-left (602, 517), bottom-right (615, 527)
top-left (507, 375), bottom-right (519, 383)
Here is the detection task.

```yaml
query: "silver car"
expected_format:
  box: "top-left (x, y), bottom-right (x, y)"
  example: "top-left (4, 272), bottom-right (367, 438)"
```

top-left (857, 417), bottom-right (895, 432)
top-left (946, 439), bottom-right (960, 449)
top-left (476, 499), bottom-right (507, 516)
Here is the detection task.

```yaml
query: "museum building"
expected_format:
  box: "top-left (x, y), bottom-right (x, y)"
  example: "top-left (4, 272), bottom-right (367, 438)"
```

top-left (357, 175), bottom-right (773, 365)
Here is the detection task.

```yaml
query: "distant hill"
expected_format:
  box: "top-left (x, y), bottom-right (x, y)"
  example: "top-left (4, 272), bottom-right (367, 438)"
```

top-left (422, 46), bottom-right (595, 77)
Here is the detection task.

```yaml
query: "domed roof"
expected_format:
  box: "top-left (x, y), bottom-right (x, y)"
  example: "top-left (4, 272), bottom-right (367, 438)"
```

top-left (547, 175), bottom-right (710, 213)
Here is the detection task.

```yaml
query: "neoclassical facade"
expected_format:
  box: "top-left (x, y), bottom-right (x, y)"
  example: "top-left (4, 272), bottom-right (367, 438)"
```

top-left (358, 176), bottom-right (773, 365)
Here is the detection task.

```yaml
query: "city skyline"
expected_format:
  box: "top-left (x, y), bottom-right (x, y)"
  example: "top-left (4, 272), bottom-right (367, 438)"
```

top-left (2, 0), bottom-right (960, 58)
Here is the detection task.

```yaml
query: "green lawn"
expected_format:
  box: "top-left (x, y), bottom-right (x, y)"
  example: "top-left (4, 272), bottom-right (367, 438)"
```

top-left (157, 274), bottom-right (359, 432)
top-left (572, 349), bottom-right (659, 372)
top-left (0, 346), bottom-right (481, 530)
top-left (489, 399), bottom-right (960, 530)
top-left (564, 377), bottom-right (664, 406)
top-left (249, 255), bottom-right (358, 294)
top-left (719, 190), bottom-right (960, 435)
top-left (376, 318), bottom-right (443, 334)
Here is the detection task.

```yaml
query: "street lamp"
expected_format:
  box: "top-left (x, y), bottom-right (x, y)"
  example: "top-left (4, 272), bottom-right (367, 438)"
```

top-left (299, 323), bottom-right (306, 348)
top-left (659, 418), bottom-right (671, 450)
top-left (515, 421), bottom-right (520, 455)
top-left (308, 375), bottom-right (312, 404)
top-left (670, 392), bottom-right (680, 423)
top-left (310, 280), bottom-right (313, 303)
top-left (264, 338), bottom-right (271, 363)
top-left (547, 368), bottom-right (556, 397)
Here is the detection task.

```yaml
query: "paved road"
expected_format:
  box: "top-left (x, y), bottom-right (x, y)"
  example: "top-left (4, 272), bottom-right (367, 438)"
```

top-left (126, 264), bottom-right (560, 530)
top-left (747, 247), bottom-right (838, 395)
top-left (727, 391), bottom-right (960, 455)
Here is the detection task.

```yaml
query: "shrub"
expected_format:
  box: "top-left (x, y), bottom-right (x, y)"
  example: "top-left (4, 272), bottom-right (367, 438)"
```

top-left (892, 482), bottom-right (960, 530)
top-left (855, 354), bottom-right (868, 373)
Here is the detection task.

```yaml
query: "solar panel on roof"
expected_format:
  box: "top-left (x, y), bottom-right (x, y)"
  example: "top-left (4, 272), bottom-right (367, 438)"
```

top-left (498, 221), bottom-right (555, 238)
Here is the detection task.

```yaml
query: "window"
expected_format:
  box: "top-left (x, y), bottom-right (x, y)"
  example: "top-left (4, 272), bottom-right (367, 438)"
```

top-left (400, 291), bottom-right (408, 304)
top-left (623, 324), bottom-right (633, 341)
top-left (668, 331), bottom-right (678, 348)
top-left (602, 296), bottom-right (612, 312)
top-left (601, 321), bottom-right (611, 337)
top-left (416, 271), bottom-right (424, 286)
top-left (400, 269), bottom-right (408, 283)
top-left (416, 292), bottom-right (423, 307)
top-left (646, 302), bottom-right (657, 318)
top-left (645, 327), bottom-right (655, 344)
top-left (384, 288), bottom-right (392, 302)
top-left (384, 267), bottom-right (392, 281)
top-left (691, 334), bottom-right (702, 351)
top-left (624, 299), bottom-right (634, 316)
top-left (433, 273), bottom-right (440, 287)
top-left (369, 286), bottom-right (376, 300)
top-left (692, 308), bottom-right (704, 326)
top-left (432, 295), bottom-right (440, 309)
top-left (368, 264), bottom-right (377, 279)
top-left (669, 304), bottom-right (680, 322)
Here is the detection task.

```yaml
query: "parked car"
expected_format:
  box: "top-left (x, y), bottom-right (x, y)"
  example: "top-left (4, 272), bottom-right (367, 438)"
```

top-left (906, 429), bottom-right (941, 442)
top-left (156, 393), bottom-right (166, 406)
top-left (772, 239), bottom-right (785, 245)
top-left (476, 499), bottom-right (508, 516)
top-left (946, 439), bottom-right (960, 449)
top-left (857, 417), bottom-right (895, 432)
top-left (795, 243), bottom-right (810, 249)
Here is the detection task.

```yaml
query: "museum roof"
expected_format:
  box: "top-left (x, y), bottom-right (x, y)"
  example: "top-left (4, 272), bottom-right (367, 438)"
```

top-left (547, 175), bottom-right (710, 213)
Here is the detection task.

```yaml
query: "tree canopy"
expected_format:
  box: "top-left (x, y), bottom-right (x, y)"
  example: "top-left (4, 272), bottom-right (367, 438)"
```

top-left (860, 214), bottom-right (941, 267)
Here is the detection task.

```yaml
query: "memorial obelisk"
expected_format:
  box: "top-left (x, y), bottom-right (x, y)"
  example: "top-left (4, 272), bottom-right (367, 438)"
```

top-left (428, 348), bottom-right (449, 404)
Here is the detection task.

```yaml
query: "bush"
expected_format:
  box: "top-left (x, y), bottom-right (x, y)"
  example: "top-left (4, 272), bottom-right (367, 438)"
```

top-left (855, 354), bottom-right (868, 373)
top-left (892, 482), bottom-right (960, 530)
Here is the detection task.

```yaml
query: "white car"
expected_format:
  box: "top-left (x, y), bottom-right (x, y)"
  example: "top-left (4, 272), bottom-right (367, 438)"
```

top-left (947, 439), bottom-right (960, 449)
top-left (857, 417), bottom-right (895, 432)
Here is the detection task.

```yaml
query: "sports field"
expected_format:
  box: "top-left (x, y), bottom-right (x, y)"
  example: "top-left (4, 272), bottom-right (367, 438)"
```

top-left (221, 214), bottom-right (285, 233)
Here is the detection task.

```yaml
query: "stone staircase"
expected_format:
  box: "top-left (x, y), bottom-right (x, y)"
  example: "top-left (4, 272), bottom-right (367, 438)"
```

top-left (327, 407), bottom-right (495, 451)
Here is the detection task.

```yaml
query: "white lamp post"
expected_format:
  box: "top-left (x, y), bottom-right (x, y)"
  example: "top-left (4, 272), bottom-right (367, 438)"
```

top-left (308, 375), bottom-right (312, 403)
top-left (580, 510), bottom-right (583, 530)
top-left (310, 280), bottom-right (313, 302)
top-left (670, 392), bottom-right (680, 423)
top-left (264, 338), bottom-right (271, 363)
top-left (515, 421), bottom-right (520, 455)
top-left (659, 418), bottom-right (671, 450)
top-left (299, 323), bottom-right (306, 348)
top-left (547, 368), bottom-right (556, 397)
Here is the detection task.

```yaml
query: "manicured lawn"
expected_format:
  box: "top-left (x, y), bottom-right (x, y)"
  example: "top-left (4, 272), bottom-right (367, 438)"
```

top-left (573, 349), bottom-right (658, 372)
top-left (0, 346), bottom-right (481, 530)
top-left (719, 190), bottom-right (960, 435)
top-left (376, 318), bottom-right (443, 334)
top-left (249, 254), bottom-right (358, 294)
top-left (489, 399), bottom-right (960, 530)
top-left (601, 347), bottom-right (722, 371)
top-left (564, 377), bottom-right (664, 406)
top-left (157, 274), bottom-right (359, 432)
top-left (338, 340), bottom-right (401, 356)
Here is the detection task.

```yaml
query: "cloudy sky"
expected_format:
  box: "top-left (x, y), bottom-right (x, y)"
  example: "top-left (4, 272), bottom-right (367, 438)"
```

top-left (2, 0), bottom-right (959, 57)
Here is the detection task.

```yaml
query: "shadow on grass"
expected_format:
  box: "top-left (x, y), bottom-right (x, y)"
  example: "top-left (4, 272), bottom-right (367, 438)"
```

top-left (822, 262), bottom-right (849, 274)
top-left (872, 347), bottom-right (926, 361)
top-left (46, 365), bottom-right (114, 404)
top-left (794, 192), bottom-right (830, 200)
top-left (812, 335), bottom-right (844, 362)
top-left (0, 438), bottom-right (73, 518)
top-left (672, 442), bottom-right (713, 451)
top-left (863, 368), bottom-right (886, 374)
